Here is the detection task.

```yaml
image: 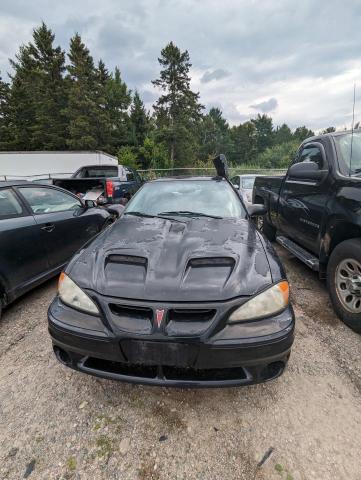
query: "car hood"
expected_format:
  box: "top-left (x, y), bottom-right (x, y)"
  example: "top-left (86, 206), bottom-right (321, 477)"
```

top-left (68, 216), bottom-right (273, 302)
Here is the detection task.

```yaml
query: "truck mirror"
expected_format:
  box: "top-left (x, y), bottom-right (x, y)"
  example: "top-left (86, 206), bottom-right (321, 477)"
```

top-left (84, 199), bottom-right (97, 209)
top-left (247, 204), bottom-right (267, 217)
top-left (288, 161), bottom-right (327, 182)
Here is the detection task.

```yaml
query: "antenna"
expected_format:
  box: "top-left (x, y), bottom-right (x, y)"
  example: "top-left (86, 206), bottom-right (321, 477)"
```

top-left (350, 83), bottom-right (356, 176)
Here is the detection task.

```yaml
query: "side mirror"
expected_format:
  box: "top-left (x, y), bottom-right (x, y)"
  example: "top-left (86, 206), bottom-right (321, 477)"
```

top-left (288, 161), bottom-right (327, 182)
top-left (233, 184), bottom-right (240, 190)
top-left (84, 199), bottom-right (97, 209)
top-left (247, 203), bottom-right (267, 217)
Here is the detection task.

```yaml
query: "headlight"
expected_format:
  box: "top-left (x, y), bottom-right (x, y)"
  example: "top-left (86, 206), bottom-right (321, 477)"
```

top-left (229, 281), bottom-right (289, 323)
top-left (58, 272), bottom-right (99, 315)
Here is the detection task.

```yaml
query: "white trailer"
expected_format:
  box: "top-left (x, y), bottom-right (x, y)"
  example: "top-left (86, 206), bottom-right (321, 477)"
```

top-left (0, 151), bottom-right (118, 180)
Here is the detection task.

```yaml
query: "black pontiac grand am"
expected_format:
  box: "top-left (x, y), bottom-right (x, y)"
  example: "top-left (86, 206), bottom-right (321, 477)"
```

top-left (48, 165), bottom-right (294, 387)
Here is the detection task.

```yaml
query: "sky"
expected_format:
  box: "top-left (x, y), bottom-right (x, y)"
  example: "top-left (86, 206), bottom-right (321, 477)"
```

top-left (1, 0), bottom-right (361, 131)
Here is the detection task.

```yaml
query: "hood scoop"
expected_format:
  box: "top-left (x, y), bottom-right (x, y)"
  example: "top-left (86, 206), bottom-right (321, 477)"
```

top-left (105, 254), bottom-right (148, 290)
top-left (182, 257), bottom-right (235, 291)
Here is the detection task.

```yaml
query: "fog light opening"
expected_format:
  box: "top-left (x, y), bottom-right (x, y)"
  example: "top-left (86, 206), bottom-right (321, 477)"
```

top-left (54, 346), bottom-right (71, 366)
top-left (266, 361), bottom-right (285, 380)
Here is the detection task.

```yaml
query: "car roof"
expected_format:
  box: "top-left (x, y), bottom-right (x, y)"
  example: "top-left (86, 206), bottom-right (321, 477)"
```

top-left (150, 176), bottom-right (224, 183)
top-left (0, 180), bottom-right (32, 188)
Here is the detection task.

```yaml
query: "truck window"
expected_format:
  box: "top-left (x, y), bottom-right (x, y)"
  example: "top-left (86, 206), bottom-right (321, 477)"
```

top-left (75, 167), bottom-right (118, 178)
top-left (297, 146), bottom-right (324, 169)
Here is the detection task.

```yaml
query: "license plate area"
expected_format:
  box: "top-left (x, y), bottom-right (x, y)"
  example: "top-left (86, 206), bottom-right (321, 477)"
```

top-left (120, 340), bottom-right (198, 367)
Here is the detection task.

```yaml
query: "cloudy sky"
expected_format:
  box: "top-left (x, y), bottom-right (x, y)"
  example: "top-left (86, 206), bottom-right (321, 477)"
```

top-left (1, 0), bottom-right (361, 131)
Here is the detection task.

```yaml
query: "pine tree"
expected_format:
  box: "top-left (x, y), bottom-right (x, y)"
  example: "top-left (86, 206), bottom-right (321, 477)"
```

top-left (7, 44), bottom-right (38, 149)
top-left (64, 33), bottom-right (99, 149)
top-left (4, 23), bottom-right (67, 150)
top-left (251, 114), bottom-right (274, 153)
top-left (0, 73), bottom-right (11, 149)
top-left (199, 107), bottom-right (232, 159)
top-left (104, 67), bottom-right (132, 153)
top-left (130, 91), bottom-right (149, 148)
top-left (229, 121), bottom-right (258, 165)
top-left (28, 22), bottom-right (67, 149)
top-left (152, 42), bottom-right (204, 167)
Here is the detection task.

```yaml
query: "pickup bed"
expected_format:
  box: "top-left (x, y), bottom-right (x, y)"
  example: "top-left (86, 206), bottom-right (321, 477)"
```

top-left (51, 164), bottom-right (143, 207)
top-left (253, 129), bottom-right (361, 332)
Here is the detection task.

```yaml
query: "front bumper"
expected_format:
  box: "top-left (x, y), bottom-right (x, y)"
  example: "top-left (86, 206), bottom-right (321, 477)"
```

top-left (48, 297), bottom-right (294, 388)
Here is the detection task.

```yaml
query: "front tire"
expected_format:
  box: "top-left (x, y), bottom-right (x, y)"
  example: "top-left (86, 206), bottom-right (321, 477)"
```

top-left (327, 239), bottom-right (361, 333)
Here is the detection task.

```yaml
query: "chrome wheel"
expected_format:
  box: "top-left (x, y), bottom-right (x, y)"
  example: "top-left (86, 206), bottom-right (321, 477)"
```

top-left (335, 258), bottom-right (361, 313)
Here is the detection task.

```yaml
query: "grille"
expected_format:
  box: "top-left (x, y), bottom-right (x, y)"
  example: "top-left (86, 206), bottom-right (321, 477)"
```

top-left (168, 308), bottom-right (216, 322)
top-left (109, 304), bottom-right (153, 321)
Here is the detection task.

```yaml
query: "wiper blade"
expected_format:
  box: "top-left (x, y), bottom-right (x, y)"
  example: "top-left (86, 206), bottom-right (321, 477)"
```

top-left (159, 210), bottom-right (223, 219)
top-left (351, 168), bottom-right (361, 176)
top-left (124, 210), bottom-right (184, 223)
top-left (124, 211), bottom-right (156, 218)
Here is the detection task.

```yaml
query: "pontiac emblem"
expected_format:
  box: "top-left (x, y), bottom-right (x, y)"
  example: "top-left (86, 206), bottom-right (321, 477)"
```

top-left (155, 309), bottom-right (165, 327)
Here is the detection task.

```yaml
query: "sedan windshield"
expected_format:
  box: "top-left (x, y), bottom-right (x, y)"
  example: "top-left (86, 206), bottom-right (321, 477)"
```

top-left (124, 179), bottom-right (246, 219)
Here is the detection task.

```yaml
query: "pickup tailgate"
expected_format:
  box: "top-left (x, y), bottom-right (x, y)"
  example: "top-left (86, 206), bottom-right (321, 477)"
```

top-left (53, 178), bottom-right (106, 200)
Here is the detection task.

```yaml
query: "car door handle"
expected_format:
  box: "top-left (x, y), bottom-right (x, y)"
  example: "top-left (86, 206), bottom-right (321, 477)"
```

top-left (41, 223), bottom-right (55, 233)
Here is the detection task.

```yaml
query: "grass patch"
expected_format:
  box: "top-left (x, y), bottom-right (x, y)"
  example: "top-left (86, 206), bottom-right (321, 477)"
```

top-left (66, 456), bottom-right (77, 472)
top-left (96, 435), bottom-right (114, 459)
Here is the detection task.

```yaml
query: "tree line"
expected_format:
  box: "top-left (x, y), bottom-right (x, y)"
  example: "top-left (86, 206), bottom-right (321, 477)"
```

top-left (0, 22), bottom-right (325, 170)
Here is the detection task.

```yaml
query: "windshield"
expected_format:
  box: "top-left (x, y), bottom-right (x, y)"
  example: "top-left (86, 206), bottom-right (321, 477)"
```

top-left (241, 177), bottom-right (255, 189)
top-left (333, 132), bottom-right (361, 175)
top-left (124, 179), bottom-right (246, 219)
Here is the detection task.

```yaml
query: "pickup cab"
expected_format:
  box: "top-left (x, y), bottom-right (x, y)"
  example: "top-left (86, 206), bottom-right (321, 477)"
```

top-left (51, 164), bottom-right (143, 207)
top-left (253, 129), bottom-right (361, 332)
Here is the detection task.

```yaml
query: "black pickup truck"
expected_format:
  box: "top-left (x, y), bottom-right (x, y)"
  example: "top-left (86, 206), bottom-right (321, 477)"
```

top-left (253, 129), bottom-right (361, 332)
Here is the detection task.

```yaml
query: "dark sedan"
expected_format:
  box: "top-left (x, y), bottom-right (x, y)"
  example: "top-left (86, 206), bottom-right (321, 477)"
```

top-left (0, 181), bottom-right (111, 318)
top-left (48, 176), bottom-right (294, 387)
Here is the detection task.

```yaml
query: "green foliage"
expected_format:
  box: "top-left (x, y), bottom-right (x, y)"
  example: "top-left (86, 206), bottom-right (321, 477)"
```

top-left (117, 145), bottom-right (139, 169)
top-left (256, 140), bottom-right (299, 168)
top-left (251, 114), bottom-right (274, 152)
top-left (138, 136), bottom-right (171, 169)
top-left (152, 41), bottom-right (204, 167)
top-left (130, 91), bottom-right (150, 148)
top-left (0, 24), bottom-right (318, 174)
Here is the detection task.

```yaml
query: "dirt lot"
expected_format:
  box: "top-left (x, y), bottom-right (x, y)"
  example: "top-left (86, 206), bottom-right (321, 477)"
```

top-left (1, 246), bottom-right (361, 480)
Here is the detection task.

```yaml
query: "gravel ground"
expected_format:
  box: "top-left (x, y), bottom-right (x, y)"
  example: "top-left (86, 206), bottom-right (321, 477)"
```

top-left (1, 245), bottom-right (361, 480)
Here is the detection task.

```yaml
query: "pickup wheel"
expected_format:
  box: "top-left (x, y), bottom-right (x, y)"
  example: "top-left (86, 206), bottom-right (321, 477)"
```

top-left (327, 239), bottom-right (361, 333)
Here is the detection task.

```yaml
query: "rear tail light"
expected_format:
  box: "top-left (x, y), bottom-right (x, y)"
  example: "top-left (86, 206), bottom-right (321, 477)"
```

top-left (106, 180), bottom-right (114, 198)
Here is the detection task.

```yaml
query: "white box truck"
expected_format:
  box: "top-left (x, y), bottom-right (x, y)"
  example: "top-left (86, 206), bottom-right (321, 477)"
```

top-left (0, 150), bottom-right (118, 180)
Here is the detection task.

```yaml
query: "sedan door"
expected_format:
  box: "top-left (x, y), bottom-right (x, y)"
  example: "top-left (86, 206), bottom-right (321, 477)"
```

top-left (0, 187), bottom-right (49, 299)
top-left (17, 186), bottom-right (103, 269)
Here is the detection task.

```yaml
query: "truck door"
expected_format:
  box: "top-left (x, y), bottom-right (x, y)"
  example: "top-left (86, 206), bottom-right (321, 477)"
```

top-left (278, 142), bottom-right (329, 254)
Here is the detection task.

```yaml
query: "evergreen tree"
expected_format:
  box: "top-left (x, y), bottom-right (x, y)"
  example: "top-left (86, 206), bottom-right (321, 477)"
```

top-left (152, 42), bottom-right (204, 167)
top-left (229, 121), bottom-right (258, 165)
top-left (104, 67), bottom-right (132, 153)
top-left (64, 33), bottom-right (99, 149)
top-left (274, 123), bottom-right (293, 145)
top-left (6, 44), bottom-right (38, 149)
top-left (130, 91), bottom-right (149, 148)
top-left (4, 23), bottom-right (67, 150)
top-left (0, 73), bottom-right (11, 149)
top-left (199, 107), bottom-right (232, 159)
top-left (251, 114), bottom-right (274, 153)
top-left (293, 126), bottom-right (315, 142)
top-left (28, 22), bottom-right (67, 149)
